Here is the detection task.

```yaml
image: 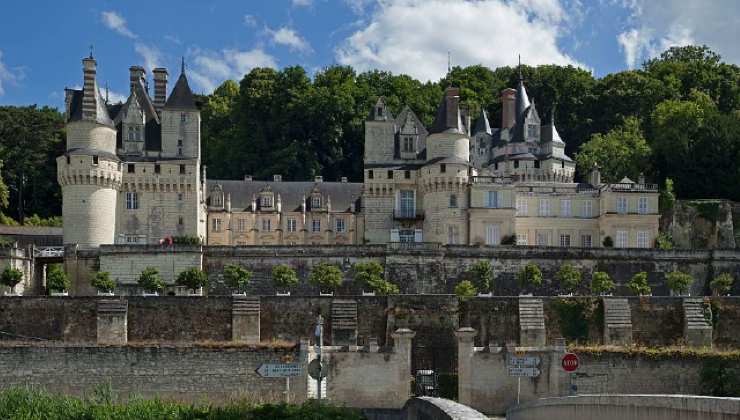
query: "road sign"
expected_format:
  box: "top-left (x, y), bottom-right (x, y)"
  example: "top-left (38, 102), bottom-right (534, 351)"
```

top-left (508, 367), bottom-right (541, 377)
top-left (255, 363), bottom-right (303, 378)
top-left (308, 359), bottom-right (328, 380)
top-left (508, 355), bottom-right (541, 367)
top-left (562, 353), bottom-right (579, 372)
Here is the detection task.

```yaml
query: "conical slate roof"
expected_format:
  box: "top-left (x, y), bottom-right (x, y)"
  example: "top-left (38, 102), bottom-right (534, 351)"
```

top-left (164, 73), bottom-right (198, 110)
top-left (473, 109), bottom-right (492, 135)
top-left (430, 87), bottom-right (465, 134)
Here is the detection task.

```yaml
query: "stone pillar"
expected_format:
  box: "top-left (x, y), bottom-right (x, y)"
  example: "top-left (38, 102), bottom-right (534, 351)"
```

top-left (232, 295), bottom-right (260, 344)
top-left (96, 299), bottom-right (127, 345)
top-left (331, 299), bottom-right (358, 346)
top-left (682, 298), bottom-right (713, 348)
top-left (455, 327), bottom-right (477, 406)
top-left (603, 298), bottom-right (633, 346)
top-left (392, 328), bottom-right (416, 365)
top-left (519, 298), bottom-right (546, 347)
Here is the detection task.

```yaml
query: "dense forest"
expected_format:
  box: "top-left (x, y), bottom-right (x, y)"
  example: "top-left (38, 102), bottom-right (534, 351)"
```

top-left (0, 45), bottom-right (738, 224)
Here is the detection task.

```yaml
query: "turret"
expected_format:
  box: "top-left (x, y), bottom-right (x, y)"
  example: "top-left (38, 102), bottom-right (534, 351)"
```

top-left (161, 59), bottom-right (200, 159)
top-left (426, 87), bottom-right (470, 162)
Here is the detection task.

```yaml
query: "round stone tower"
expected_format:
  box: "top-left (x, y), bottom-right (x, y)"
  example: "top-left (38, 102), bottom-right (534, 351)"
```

top-left (57, 56), bottom-right (121, 248)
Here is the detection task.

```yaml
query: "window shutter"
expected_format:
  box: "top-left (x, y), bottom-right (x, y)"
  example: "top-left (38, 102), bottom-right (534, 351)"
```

top-left (414, 229), bottom-right (423, 243)
top-left (390, 229), bottom-right (400, 242)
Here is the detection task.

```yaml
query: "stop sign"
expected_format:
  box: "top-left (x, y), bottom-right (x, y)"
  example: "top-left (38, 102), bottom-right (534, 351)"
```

top-left (562, 353), bottom-right (579, 372)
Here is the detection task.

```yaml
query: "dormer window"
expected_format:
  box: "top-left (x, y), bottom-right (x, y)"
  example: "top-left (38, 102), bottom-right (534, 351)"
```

top-left (527, 124), bottom-right (539, 139)
top-left (128, 127), bottom-right (134, 141)
top-left (403, 136), bottom-right (415, 153)
top-left (213, 195), bottom-right (223, 207)
top-left (377, 107), bottom-right (383, 117)
top-left (261, 195), bottom-right (273, 208)
top-left (311, 196), bottom-right (321, 209)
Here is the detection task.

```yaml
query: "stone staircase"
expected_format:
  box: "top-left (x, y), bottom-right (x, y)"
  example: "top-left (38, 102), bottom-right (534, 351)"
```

top-left (331, 299), bottom-right (358, 346)
top-left (518, 298), bottom-right (545, 347)
top-left (232, 296), bottom-right (260, 343)
top-left (682, 298), bottom-right (713, 347)
top-left (232, 295), bottom-right (260, 316)
top-left (602, 298), bottom-right (632, 346)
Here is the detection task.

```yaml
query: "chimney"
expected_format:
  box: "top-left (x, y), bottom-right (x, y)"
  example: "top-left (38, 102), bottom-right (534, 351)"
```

top-left (81, 56), bottom-right (99, 121)
top-left (225, 193), bottom-right (231, 212)
top-left (638, 172), bottom-right (645, 185)
top-left (273, 174), bottom-right (282, 182)
top-left (152, 68), bottom-right (168, 113)
top-left (315, 176), bottom-right (323, 183)
top-left (276, 193), bottom-right (282, 212)
top-left (64, 88), bottom-right (75, 122)
top-left (501, 88), bottom-right (516, 129)
top-left (244, 175), bottom-right (253, 182)
top-left (589, 163), bottom-right (602, 187)
top-left (129, 65), bottom-right (146, 94)
top-left (341, 176), bottom-right (348, 183)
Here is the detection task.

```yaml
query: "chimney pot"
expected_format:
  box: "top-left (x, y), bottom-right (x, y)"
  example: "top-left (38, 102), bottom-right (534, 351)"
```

top-left (244, 175), bottom-right (253, 182)
top-left (501, 88), bottom-right (517, 130)
top-left (152, 67), bottom-right (168, 113)
top-left (129, 66), bottom-right (146, 94)
top-left (341, 177), bottom-right (348, 183)
top-left (273, 174), bottom-right (282, 182)
top-left (315, 176), bottom-right (323, 183)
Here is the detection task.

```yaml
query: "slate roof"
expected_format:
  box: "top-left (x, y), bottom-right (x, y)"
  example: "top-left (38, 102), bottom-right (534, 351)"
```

top-left (66, 88), bottom-right (114, 127)
top-left (207, 180), bottom-right (363, 213)
top-left (472, 109), bottom-right (492, 135)
top-left (430, 87), bottom-right (466, 135)
top-left (165, 73), bottom-right (198, 110)
top-left (367, 97), bottom-right (394, 121)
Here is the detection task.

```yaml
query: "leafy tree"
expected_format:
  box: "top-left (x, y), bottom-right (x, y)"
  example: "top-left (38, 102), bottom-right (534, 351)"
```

top-left (710, 273), bottom-right (735, 296)
top-left (0, 266), bottom-right (23, 290)
top-left (665, 271), bottom-right (693, 295)
top-left (659, 178), bottom-right (676, 212)
top-left (590, 271), bottom-right (615, 295)
top-left (138, 267), bottom-right (165, 293)
top-left (46, 264), bottom-right (70, 293)
top-left (454, 280), bottom-right (477, 301)
top-left (352, 260), bottom-right (396, 295)
top-left (308, 263), bottom-right (343, 293)
top-left (555, 264), bottom-right (582, 294)
top-left (468, 260), bottom-right (493, 294)
top-left (517, 263), bottom-right (543, 290)
top-left (0, 161), bottom-right (10, 209)
top-left (655, 233), bottom-right (673, 250)
top-left (223, 264), bottom-right (252, 293)
top-left (90, 271), bottom-right (116, 293)
top-left (627, 272), bottom-right (652, 296)
top-left (176, 267), bottom-right (208, 292)
top-left (272, 264), bottom-right (299, 291)
top-left (575, 117), bottom-right (651, 183)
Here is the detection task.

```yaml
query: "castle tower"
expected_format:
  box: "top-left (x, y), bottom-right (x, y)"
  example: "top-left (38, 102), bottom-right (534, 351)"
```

top-left (57, 55), bottom-right (122, 248)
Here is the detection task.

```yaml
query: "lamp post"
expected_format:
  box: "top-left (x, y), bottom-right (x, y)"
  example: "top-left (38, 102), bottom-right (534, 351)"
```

top-left (315, 314), bottom-right (324, 399)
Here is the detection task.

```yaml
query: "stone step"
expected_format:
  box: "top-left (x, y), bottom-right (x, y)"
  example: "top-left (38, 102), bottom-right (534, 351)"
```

top-left (518, 298), bottom-right (545, 330)
top-left (682, 298), bottom-right (712, 330)
top-left (97, 300), bottom-right (127, 314)
top-left (332, 299), bottom-right (358, 331)
top-left (232, 296), bottom-right (260, 315)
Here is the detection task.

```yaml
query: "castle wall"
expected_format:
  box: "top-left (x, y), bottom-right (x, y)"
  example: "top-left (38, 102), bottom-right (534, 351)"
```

top-left (98, 245), bottom-right (202, 287)
top-left (0, 248), bottom-right (33, 296)
top-left (62, 186), bottom-right (118, 247)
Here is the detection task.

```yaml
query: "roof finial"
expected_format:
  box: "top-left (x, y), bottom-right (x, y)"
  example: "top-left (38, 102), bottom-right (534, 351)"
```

top-left (447, 51), bottom-right (451, 76)
top-left (518, 54), bottom-right (522, 81)
top-left (105, 82), bottom-right (109, 104)
top-left (181, 56), bottom-right (185, 74)
top-left (89, 44), bottom-right (94, 59)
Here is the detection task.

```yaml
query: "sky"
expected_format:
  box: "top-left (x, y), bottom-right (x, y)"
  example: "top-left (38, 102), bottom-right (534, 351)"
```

top-left (1, 0), bottom-right (739, 108)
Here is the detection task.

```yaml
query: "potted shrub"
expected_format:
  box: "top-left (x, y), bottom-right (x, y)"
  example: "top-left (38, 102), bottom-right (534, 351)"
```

top-left (47, 264), bottom-right (70, 296)
top-left (455, 280), bottom-right (477, 301)
top-left (223, 264), bottom-right (252, 295)
top-left (555, 264), bottom-right (582, 296)
top-left (1, 267), bottom-right (23, 295)
top-left (590, 271), bottom-right (615, 296)
top-left (91, 271), bottom-right (116, 296)
top-left (710, 273), bottom-right (735, 296)
top-left (627, 272), bottom-right (651, 296)
top-left (665, 271), bottom-right (693, 296)
top-left (309, 263), bottom-right (343, 296)
top-left (517, 263), bottom-right (542, 295)
top-left (272, 264), bottom-right (298, 296)
top-left (469, 260), bottom-right (494, 296)
top-left (176, 267), bottom-right (208, 296)
top-left (138, 267), bottom-right (165, 296)
top-left (366, 276), bottom-right (400, 296)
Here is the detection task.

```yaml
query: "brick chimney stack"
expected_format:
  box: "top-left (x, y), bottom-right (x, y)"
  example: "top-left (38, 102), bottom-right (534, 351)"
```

top-left (129, 65), bottom-right (146, 94)
top-left (501, 88), bottom-right (516, 129)
top-left (81, 56), bottom-right (99, 121)
top-left (152, 68), bottom-right (168, 113)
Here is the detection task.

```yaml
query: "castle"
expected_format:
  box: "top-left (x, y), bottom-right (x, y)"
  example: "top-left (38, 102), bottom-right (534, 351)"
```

top-left (60, 56), bottom-right (659, 249)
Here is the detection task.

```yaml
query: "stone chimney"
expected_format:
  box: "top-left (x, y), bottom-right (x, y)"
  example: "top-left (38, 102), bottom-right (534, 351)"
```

top-left (152, 68), bottom-right (168, 113)
top-left (589, 163), bottom-right (602, 187)
top-left (315, 176), bottom-right (323, 183)
top-left (244, 175), bottom-right (253, 182)
top-left (341, 176), bottom-right (348, 183)
top-left (81, 56), bottom-right (99, 121)
top-left (129, 65), bottom-right (146, 94)
top-left (501, 88), bottom-right (516, 129)
top-left (638, 172), bottom-right (645, 185)
top-left (273, 174), bottom-right (282, 182)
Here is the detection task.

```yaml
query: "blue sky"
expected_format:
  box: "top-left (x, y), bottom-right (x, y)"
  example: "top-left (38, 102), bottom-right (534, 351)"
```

top-left (1, 0), bottom-right (738, 108)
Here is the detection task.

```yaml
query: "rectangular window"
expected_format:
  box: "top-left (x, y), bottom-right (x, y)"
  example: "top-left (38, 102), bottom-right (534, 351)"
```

top-left (516, 198), bottom-right (528, 216)
top-left (177, 193), bottom-right (183, 201)
top-left (486, 191), bottom-right (499, 208)
top-left (128, 127), bottom-right (134, 141)
top-left (560, 199), bottom-right (571, 217)
top-left (447, 225), bottom-right (459, 245)
top-left (527, 124), bottom-right (539, 139)
top-left (178, 216), bottom-right (184, 226)
top-left (616, 197), bottom-right (628, 214)
top-left (581, 234), bottom-right (593, 248)
top-left (335, 218), bottom-right (346, 233)
top-left (154, 164), bottom-right (160, 174)
top-left (637, 231), bottom-right (650, 248)
top-left (287, 218), bottom-right (297, 232)
top-left (311, 196), bottom-right (321, 209)
top-left (180, 113), bottom-right (187, 122)
top-left (399, 229), bottom-right (415, 243)
top-left (517, 233), bottom-right (528, 246)
top-left (66, 156), bottom-right (71, 165)
top-left (179, 165), bottom-right (186, 175)
top-left (312, 219), bottom-right (321, 232)
top-left (581, 201), bottom-right (593, 218)
top-left (440, 164), bottom-right (446, 173)
top-left (125, 192), bottom-right (138, 210)
top-left (404, 170), bottom-right (411, 179)
top-left (387, 170), bottom-right (393, 179)
top-left (560, 234), bottom-right (571, 247)
top-left (538, 199), bottom-right (551, 217)
top-left (616, 230), bottom-right (629, 248)
top-left (127, 164), bottom-right (135, 173)
top-left (212, 218), bottom-right (222, 232)
top-left (399, 190), bottom-right (415, 218)
top-left (261, 195), bottom-right (273, 208)
top-left (485, 224), bottom-right (501, 246)
top-left (536, 231), bottom-right (550, 246)
top-left (92, 155), bottom-right (99, 165)
top-left (238, 219), bottom-right (247, 232)
top-left (638, 197), bottom-right (649, 214)
top-left (261, 219), bottom-right (271, 232)
top-left (368, 170), bottom-right (374, 180)
top-left (403, 136), bottom-right (414, 152)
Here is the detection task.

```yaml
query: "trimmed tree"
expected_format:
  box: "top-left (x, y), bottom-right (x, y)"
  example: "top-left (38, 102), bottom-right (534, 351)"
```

top-left (517, 263), bottom-right (543, 292)
top-left (665, 271), bottom-right (693, 296)
top-left (223, 264), bottom-right (252, 294)
top-left (0, 267), bottom-right (23, 293)
top-left (176, 267), bottom-right (208, 294)
top-left (138, 267), bottom-right (165, 294)
top-left (272, 264), bottom-right (299, 292)
top-left (627, 272), bottom-right (651, 296)
top-left (469, 261), bottom-right (494, 294)
top-left (91, 272), bottom-right (116, 294)
top-left (591, 271), bottom-right (615, 295)
top-left (309, 263), bottom-right (343, 294)
top-left (455, 280), bottom-right (477, 301)
top-left (353, 261), bottom-right (399, 295)
top-left (710, 273), bottom-right (735, 296)
top-left (46, 264), bottom-right (70, 294)
top-left (555, 264), bottom-right (582, 294)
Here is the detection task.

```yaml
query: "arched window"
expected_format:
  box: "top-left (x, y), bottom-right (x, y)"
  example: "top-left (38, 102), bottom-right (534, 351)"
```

top-left (449, 194), bottom-right (458, 208)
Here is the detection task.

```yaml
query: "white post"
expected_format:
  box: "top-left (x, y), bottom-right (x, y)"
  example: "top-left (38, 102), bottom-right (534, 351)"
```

top-left (315, 314), bottom-right (324, 400)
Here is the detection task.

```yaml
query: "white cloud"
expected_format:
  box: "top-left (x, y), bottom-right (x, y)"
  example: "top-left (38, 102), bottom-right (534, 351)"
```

top-left (243, 14), bottom-right (258, 28)
top-left (164, 35), bottom-right (182, 45)
top-left (0, 50), bottom-right (23, 96)
top-left (292, 0), bottom-right (313, 6)
top-left (344, 0), bottom-right (374, 14)
top-left (268, 27), bottom-right (313, 54)
top-left (101, 11), bottom-right (137, 39)
top-left (134, 43), bottom-right (163, 72)
top-left (336, 0), bottom-right (583, 82)
top-left (188, 48), bottom-right (278, 93)
top-left (617, 0), bottom-right (740, 67)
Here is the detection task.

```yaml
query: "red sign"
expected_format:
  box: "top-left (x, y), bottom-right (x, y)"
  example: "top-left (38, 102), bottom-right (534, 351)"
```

top-left (562, 353), bottom-right (579, 372)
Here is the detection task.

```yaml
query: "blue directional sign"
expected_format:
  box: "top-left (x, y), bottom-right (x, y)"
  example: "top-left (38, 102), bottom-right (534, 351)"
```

top-left (255, 363), bottom-right (303, 378)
